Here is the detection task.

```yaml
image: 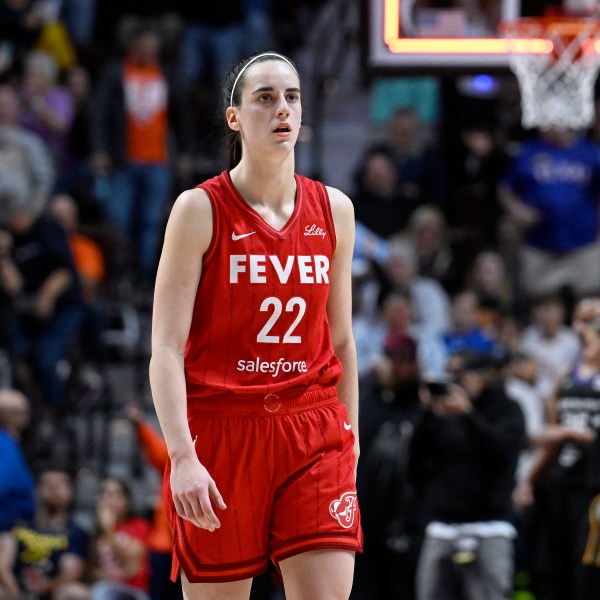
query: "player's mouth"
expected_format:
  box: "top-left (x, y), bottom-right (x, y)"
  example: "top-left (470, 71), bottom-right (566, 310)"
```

top-left (273, 123), bottom-right (292, 136)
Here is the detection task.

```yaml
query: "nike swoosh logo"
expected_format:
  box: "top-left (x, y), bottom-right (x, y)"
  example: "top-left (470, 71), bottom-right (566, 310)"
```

top-left (232, 231), bottom-right (256, 241)
top-left (343, 422), bottom-right (352, 431)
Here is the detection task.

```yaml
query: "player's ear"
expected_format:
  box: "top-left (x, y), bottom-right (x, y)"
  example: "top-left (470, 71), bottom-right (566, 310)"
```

top-left (226, 107), bottom-right (240, 131)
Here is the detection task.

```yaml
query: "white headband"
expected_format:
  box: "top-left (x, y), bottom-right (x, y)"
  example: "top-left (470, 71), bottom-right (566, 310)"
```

top-left (230, 52), bottom-right (298, 107)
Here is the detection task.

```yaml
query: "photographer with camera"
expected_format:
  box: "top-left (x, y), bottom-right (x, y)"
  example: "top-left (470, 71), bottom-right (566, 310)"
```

top-left (408, 349), bottom-right (526, 600)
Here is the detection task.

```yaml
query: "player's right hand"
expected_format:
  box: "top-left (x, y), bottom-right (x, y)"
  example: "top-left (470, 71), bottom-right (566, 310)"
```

top-left (170, 455), bottom-right (227, 531)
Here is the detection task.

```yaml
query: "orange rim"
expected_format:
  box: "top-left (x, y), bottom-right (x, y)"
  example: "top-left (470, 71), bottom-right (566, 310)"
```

top-left (500, 17), bottom-right (600, 38)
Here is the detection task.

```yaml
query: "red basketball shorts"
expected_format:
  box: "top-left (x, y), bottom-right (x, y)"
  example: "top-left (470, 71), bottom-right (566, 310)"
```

top-left (163, 386), bottom-right (363, 583)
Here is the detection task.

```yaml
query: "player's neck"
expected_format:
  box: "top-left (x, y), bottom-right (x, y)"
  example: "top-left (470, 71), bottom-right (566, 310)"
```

top-left (230, 155), bottom-right (296, 209)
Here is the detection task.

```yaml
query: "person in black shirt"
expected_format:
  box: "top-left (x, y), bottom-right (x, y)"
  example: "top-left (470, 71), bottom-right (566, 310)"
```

top-left (0, 172), bottom-right (84, 409)
top-left (0, 466), bottom-right (90, 600)
top-left (353, 331), bottom-right (421, 600)
top-left (409, 349), bottom-right (525, 600)
top-left (514, 296), bottom-right (600, 600)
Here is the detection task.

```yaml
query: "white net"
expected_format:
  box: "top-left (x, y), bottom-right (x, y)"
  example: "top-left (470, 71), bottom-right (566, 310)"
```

top-left (503, 20), bottom-right (600, 129)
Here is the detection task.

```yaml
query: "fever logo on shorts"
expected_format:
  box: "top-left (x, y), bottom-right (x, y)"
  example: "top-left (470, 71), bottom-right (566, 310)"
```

top-left (329, 492), bottom-right (358, 529)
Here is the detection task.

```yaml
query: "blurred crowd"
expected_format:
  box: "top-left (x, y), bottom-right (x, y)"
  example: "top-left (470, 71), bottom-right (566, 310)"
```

top-left (350, 81), bottom-right (600, 599)
top-left (1, 0), bottom-right (600, 599)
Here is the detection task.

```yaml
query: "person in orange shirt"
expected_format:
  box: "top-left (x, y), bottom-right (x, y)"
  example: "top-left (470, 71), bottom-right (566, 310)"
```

top-left (126, 404), bottom-right (182, 600)
top-left (90, 21), bottom-right (192, 286)
top-left (50, 194), bottom-right (104, 303)
top-left (50, 193), bottom-right (106, 363)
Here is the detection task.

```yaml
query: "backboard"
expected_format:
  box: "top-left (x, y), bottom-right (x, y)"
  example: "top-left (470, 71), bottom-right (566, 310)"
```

top-left (367, 0), bottom-right (595, 72)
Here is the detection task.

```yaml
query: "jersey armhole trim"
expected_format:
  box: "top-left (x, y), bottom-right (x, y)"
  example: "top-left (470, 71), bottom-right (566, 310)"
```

top-left (195, 183), bottom-right (219, 264)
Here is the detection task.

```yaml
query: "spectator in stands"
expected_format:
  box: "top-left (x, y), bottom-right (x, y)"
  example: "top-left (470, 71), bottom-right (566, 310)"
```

top-left (90, 476), bottom-right (151, 600)
top-left (443, 290), bottom-right (496, 357)
top-left (59, 0), bottom-right (97, 48)
top-left (504, 351), bottom-right (545, 481)
top-left (495, 214), bottom-right (526, 307)
top-left (0, 228), bottom-right (22, 361)
top-left (18, 49), bottom-right (75, 187)
top-left (50, 194), bottom-right (104, 305)
top-left (496, 312), bottom-right (523, 358)
top-left (513, 296), bottom-right (600, 600)
top-left (49, 193), bottom-right (106, 363)
top-left (125, 405), bottom-right (182, 600)
top-left (0, 389), bottom-right (35, 534)
top-left (379, 289), bottom-right (447, 380)
top-left (0, 82), bottom-right (55, 212)
top-left (498, 127), bottom-right (600, 298)
top-left (406, 204), bottom-right (463, 294)
top-left (366, 107), bottom-right (446, 210)
top-left (502, 349), bottom-right (545, 584)
top-left (0, 0), bottom-right (46, 71)
top-left (443, 290), bottom-right (496, 355)
top-left (520, 292), bottom-right (580, 402)
top-left (0, 465), bottom-right (90, 600)
top-left (63, 65), bottom-right (94, 199)
top-left (377, 237), bottom-right (451, 336)
top-left (465, 249), bottom-right (516, 327)
top-left (409, 349), bottom-right (526, 600)
top-left (352, 271), bottom-right (387, 379)
top-left (359, 328), bottom-right (421, 453)
top-left (0, 172), bottom-right (84, 408)
top-left (447, 121), bottom-right (508, 264)
top-left (351, 147), bottom-right (413, 239)
top-left (353, 330), bottom-right (421, 600)
top-left (90, 21), bottom-right (192, 285)
top-left (176, 1), bottom-right (245, 89)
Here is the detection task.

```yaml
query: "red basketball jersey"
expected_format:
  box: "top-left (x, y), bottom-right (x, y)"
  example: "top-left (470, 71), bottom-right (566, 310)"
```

top-left (184, 170), bottom-right (343, 398)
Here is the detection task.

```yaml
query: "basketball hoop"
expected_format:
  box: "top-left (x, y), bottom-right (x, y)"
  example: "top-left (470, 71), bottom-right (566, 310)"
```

top-left (500, 17), bottom-right (600, 129)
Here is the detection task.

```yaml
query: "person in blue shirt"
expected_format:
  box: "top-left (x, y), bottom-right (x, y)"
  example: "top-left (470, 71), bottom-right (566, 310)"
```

top-left (443, 290), bottom-right (496, 358)
top-left (498, 127), bottom-right (600, 298)
top-left (0, 389), bottom-right (35, 533)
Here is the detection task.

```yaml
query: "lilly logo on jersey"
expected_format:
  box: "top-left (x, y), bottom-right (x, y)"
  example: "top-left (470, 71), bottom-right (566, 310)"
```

top-left (304, 224), bottom-right (327, 238)
top-left (329, 491), bottom-right (358, 529)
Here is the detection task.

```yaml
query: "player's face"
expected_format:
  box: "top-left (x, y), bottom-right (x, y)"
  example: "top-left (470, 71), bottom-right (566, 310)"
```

top-left (232, 60), bottom-right (301, 159)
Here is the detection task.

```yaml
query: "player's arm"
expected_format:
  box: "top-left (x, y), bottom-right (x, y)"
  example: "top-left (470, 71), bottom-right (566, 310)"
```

top-left (149, 188), bottom-right (226, 531)
top-left (326, 186), bottom-right (360, 462)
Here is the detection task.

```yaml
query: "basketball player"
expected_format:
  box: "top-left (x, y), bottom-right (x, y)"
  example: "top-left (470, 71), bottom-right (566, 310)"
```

top-left (149, 51), bottom-right (362, 599)
top-left (514, 297), bottom-right (600, 600)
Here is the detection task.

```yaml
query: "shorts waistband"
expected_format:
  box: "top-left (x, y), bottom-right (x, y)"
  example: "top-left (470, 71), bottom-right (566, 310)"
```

top-left (187, 385), bottom-right (338, 417)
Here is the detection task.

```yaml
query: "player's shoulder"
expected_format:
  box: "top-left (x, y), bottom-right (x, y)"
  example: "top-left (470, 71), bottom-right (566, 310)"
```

top-left (169, 186), bottom-right (213, 230)
top-left (294, 174), bottom-right (353, 213)
top-left (324, 185), bottom-right (353, 207)
top-left (323, 185), bottom-right (354, 223)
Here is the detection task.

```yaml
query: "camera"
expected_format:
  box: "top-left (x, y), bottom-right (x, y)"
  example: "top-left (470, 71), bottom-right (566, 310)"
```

top-left (423, 378), bottom-right (451, 398)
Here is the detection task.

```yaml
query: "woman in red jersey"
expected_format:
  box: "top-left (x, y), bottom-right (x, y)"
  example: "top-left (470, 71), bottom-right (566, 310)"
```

top-left (149, 51), bottom-right (361, 599)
